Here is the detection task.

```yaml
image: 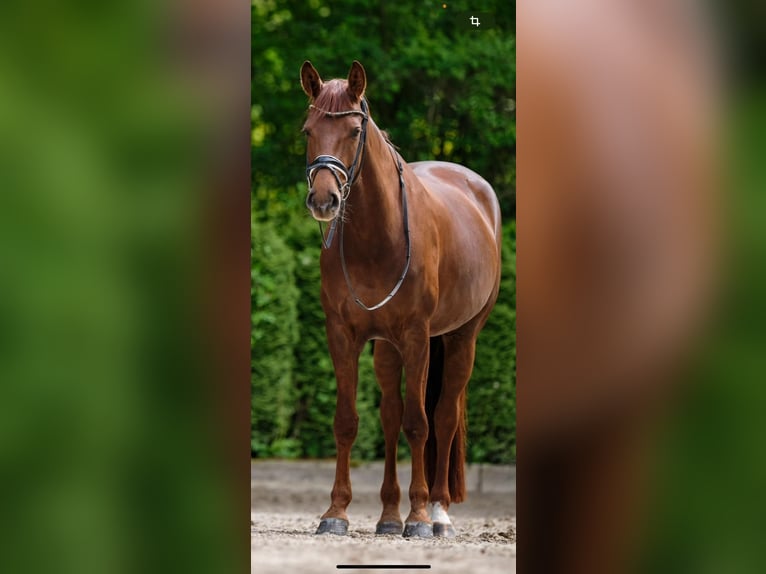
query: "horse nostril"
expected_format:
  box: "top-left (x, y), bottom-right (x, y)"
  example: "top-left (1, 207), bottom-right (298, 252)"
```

top-left (330, 194), bottom-right (340, 210)
top-left (307, 190), bottom-right (316, 207)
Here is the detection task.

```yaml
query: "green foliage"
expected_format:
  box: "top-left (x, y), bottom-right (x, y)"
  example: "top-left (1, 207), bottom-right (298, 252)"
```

top-left (351, 343), bottom-right (384, 461)
top-left (252, 1), bottom-right (515, 462)
top-left (467, 221), bottom-right (516, 463)
top-left (468, 306), bottom-right (516, 463)
top-left (251, 220), bottom-right (299, 456)
top-left (288, 241), bottom-right (336, 457)
top-left (500, 220), bottom-right (517, 310)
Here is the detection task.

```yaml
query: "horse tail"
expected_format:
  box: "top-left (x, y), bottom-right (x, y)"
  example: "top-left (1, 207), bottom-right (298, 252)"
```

top-left (424, 336), bottom-right (442, 496)
top-left (424, 336), bottom-right (467, 503)
top-left (451, 389), bottom-right (467, 503)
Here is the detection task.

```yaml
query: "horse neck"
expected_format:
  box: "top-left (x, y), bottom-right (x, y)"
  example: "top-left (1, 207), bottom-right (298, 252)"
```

top-left (343, 122), bottom-right (404, 250)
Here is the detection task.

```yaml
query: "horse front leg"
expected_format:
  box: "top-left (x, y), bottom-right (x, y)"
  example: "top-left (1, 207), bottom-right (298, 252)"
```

top-left (373, 340), bottom-right (404, 535)
top-left (401, 327), bottom-right (433, 538)
top-left (316, 323), bottom-right (364, 536)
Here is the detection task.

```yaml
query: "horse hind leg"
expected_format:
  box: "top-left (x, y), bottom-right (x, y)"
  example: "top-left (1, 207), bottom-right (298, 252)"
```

top-left (373, 340), bottom-right (404, 535)
top-left (428, 328), bottom-right (479, 538)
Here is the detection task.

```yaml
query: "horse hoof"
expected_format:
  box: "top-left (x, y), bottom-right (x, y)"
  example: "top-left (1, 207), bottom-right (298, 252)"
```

top-left (316, 518), bottom-right (348, 535)
top-left (433, 522), bottom-right (456, 538)
top-left (402, 522), bottom-right (433, 538)
top-left (375, 521), bottom-right (403, 535)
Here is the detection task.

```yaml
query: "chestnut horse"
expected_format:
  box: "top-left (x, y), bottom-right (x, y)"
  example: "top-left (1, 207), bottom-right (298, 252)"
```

top-left (300, 60), bottom-right (501, 538)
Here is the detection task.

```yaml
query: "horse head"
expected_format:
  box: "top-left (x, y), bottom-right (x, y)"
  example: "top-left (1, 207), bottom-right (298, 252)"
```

top-left (301, 60), bottom-right (368, 222)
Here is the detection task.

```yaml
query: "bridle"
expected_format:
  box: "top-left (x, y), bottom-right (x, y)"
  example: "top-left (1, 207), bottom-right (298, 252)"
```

top-left (305, 98), bottom-right (411, 311)
top-left (305, 99), bottom-right (369, 247)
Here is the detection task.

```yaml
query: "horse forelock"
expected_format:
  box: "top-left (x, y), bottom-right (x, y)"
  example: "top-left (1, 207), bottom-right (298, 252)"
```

top-left (311, 79), bottom-right (356, 114)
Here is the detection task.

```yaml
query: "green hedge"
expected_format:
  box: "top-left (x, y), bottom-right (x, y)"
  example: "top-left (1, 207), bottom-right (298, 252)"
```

top-left (250, 220), bottom-right (299, 456)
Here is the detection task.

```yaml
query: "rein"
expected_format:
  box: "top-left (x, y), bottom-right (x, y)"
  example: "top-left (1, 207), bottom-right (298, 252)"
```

top-left (305, 99), bottom-right (411, 311)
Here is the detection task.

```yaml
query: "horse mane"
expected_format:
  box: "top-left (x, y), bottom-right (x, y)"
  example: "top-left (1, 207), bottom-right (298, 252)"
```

top-left (380, 128), bottom-right (398, 150)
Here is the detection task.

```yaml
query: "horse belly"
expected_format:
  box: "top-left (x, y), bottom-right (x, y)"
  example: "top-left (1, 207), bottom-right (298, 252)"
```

top-left (430, 227), bottom-right (499, 335)
top-left (409, 162), bottom-right (501, 335)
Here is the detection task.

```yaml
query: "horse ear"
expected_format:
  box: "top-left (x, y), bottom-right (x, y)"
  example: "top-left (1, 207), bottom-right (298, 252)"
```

top-left (346, 61), bottom-right (367, 102)
top-left (300, 61), bottom-right (323, 100)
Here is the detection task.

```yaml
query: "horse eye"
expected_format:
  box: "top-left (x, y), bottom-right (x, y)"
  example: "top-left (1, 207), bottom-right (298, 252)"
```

top-left (350, 128), bottom-right (361, 138)
top-left (302, 128), bottom-right (311, 137)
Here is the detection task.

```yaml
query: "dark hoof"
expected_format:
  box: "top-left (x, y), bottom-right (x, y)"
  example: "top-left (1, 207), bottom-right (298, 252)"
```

top-left (315, 518), bottom-right (348, 535)
top-left (433, 522), bottom-right (456, 538)
top-left (402, 521), bottom-right (433, 538)
top-left (375, 521), bottom-right (403, 535)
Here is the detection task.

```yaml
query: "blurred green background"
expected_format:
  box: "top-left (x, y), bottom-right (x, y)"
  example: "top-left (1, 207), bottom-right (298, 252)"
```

top-left (638, 4), bottom-right (766, 570)
top-left (251, 0), bottom-right (517, 464)
top-left (639, 91), bottom-right (766, 572)
top-left (0, 2), bottom-right (246, 573)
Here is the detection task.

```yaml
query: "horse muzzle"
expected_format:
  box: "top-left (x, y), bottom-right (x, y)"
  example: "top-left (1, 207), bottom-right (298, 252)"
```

top-left (306, 188), bottom-right (341, 221)
top-left (306, 154), bottom-right (351, 221)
